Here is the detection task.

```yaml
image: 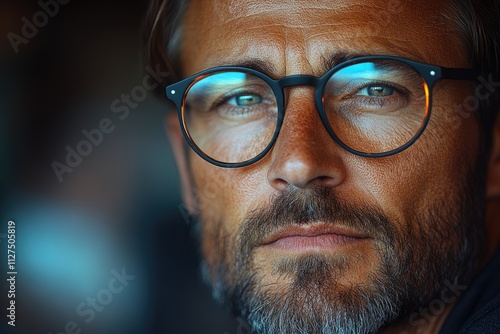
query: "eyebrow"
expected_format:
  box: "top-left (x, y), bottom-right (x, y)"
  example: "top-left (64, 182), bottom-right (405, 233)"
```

top-left (321, 51), bottom-right (368, 72)
top-left (230, 59), bottom-right (279, 78)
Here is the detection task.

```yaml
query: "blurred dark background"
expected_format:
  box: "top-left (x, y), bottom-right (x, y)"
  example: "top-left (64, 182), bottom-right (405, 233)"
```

top-left (0, 1), bottom-right (240, 333)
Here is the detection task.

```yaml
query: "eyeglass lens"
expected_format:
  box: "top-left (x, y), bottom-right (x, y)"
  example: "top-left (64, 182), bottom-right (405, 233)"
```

top-left (182, 60), bottom-right (428, 164)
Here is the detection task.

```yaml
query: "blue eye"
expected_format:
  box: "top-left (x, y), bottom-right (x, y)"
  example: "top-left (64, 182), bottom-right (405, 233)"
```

top-left (228, 94), bottom-right (263, 106)
top-left (358, 85), bottom-right (395, 97)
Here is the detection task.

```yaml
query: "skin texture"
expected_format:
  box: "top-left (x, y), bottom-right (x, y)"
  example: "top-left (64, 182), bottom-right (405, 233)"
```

top-left (166, 0), bottom-right (500, 332)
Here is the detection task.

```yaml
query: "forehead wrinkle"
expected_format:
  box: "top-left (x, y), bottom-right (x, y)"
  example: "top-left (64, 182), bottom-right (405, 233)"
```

top-left (305, 31), bottom-right (442, 64)
top-left (220, 8), bottom-right (346, 32)
top-left (220, 0), bottom-right (360, 33)
top-left (225, 0), bottom-right (350, 19)
top-left (245, 22), bottom-right (338, 30)
top-left (284, 32), bottom-right (305, 76)
top-left (183, 0), bottom-right (469, 77)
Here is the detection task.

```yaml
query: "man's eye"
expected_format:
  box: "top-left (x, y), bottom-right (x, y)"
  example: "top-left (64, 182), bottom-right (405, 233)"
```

top-left (356, 85), bottom-right (395, 97)
top-left (227, 94), bottom-right (263, 106)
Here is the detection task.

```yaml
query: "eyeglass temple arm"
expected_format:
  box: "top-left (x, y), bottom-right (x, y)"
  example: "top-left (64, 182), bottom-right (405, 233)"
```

top-left (440, 67), bottom-right (492, 81)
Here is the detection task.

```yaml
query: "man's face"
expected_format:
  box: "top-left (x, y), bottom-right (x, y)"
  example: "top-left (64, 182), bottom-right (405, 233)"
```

top-left (171, 0), bottom-right (486, 332)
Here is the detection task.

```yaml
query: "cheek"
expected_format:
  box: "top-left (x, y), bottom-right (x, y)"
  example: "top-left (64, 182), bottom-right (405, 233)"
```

top-left (190, 152), bottom-right (269, 236)
top-left (191, 155), bottom-right (272, 272)
top-left (349, 90), bottom-right (480, 225)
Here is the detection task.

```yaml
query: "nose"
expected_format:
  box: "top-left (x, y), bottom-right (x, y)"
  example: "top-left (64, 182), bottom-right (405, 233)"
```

top-left (267, 87), bottom-right (347, 191)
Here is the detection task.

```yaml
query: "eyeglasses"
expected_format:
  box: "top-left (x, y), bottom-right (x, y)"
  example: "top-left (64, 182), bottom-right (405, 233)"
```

top-left (165, 55), bottom-right (480, 168)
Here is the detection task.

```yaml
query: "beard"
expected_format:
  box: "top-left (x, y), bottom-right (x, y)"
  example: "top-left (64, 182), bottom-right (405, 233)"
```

top-left (193, 167), bottom-right (486, 334)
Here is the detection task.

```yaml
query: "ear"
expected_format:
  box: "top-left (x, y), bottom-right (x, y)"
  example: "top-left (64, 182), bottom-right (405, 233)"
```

top-left (166, 112), bottom-right (197, 214)
top-left (487, 114), bottom-right (500, 199)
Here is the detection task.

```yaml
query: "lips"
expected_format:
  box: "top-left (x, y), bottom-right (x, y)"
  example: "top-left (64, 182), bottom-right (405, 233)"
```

top-left (260, 224), bottom-right (370, 251)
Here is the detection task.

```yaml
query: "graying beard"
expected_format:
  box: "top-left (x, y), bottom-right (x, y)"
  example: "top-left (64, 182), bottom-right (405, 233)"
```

top-left (233, 244), bottom-right (405, 334)
top-left (195, 167), bottom-right (484, 333)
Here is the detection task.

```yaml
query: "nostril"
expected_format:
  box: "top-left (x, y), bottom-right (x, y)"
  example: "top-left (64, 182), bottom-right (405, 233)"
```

top-left (269, 177), bottom-right (290, 192)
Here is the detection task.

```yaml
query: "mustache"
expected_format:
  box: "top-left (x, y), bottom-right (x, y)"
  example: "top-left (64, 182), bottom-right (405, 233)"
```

top-left (236, 186), bottom-right (395, 264)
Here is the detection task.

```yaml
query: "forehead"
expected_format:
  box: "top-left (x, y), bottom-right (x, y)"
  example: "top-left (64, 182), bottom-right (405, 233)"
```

top-left (180, 0), bottom-right (468, 76)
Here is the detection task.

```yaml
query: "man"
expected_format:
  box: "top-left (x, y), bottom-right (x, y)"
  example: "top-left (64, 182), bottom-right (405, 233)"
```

top-left (144, 0), bottom-right (500, 333)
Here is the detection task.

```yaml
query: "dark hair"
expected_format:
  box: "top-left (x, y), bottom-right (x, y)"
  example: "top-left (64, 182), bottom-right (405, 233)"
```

top-left (450, 0), bottom-right (500, 142)
top-left (142, 0), bottom-right (186, 99)
top-left (142, 0), bottom-right (500, 140)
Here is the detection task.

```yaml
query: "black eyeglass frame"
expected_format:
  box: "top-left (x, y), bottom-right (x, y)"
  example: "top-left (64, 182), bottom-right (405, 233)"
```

top-left (166, 55), bottom-right (481, 168)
